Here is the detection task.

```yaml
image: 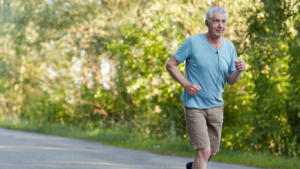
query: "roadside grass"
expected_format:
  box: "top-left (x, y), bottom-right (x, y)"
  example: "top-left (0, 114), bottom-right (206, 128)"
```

top-left (0, 118), bottom-right (299, 169)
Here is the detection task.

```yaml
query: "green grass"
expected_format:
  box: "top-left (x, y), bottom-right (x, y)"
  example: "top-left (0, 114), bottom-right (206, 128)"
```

top-left (0, 118), bottom-right (299, 169)
top-left (215, 148), bottom-right (299, 169)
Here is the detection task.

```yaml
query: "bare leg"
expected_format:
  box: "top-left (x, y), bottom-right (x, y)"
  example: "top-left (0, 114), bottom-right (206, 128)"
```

top-left (192, 147), bottom-right (211, 169)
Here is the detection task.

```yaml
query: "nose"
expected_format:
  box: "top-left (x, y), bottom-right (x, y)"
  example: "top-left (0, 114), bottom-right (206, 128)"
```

top-left (218, 22), bottom-right (225, 29)
top-left (218, 21), bottom-right (223, 27)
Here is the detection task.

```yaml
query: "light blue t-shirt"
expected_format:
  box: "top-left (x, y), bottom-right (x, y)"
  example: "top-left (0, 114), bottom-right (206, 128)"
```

top-left (173, 33), bottom-right (237, 109)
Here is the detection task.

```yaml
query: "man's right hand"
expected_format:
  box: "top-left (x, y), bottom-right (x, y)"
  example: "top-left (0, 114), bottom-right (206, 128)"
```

top-left (166, 56), bottom-right (202, 96)
top-left (185, 82), bottom-right (202, 96)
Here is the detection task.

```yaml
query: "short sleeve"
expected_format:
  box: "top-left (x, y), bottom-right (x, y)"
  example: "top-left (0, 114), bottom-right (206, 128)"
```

top-left (173, 37), bottom-right (192, 63)
top-left (228, 45), bottom-right (237, 73)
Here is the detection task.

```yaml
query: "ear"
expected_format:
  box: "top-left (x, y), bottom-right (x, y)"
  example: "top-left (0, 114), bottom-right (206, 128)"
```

top-left (205, 20), bottom-right (208, 26)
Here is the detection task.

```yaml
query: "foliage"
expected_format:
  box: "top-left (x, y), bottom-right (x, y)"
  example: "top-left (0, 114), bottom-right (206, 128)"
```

top-left (0, 0), bottom-right (299, 158)
top-left (240, 0), bottom-right (300, 156)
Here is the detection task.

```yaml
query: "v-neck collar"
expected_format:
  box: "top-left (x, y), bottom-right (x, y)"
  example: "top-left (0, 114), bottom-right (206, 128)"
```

top-left (203, 33), bottom-right (224, 52)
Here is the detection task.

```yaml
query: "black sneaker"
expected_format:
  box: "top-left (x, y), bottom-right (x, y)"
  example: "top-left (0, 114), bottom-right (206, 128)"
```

top-left (186, 162), bottom-right (193, 169)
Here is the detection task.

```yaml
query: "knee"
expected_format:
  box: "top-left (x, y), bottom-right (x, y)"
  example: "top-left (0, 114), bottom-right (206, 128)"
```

top-left (196, 147), bottom-right (211, 160)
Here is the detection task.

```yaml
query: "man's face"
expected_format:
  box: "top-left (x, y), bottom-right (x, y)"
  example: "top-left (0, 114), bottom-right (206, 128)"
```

top-left (207, 13), bottom-right (227, 38)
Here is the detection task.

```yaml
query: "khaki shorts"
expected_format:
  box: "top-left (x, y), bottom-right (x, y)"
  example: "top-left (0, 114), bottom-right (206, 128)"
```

top-left (184, 105), bottom-right (223, 152)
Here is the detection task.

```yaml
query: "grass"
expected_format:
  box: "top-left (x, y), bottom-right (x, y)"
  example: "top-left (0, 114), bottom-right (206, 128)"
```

top-left (0, 118), bottom-right (299, 169)
top-left (215, 149), bottom-right (299, 169)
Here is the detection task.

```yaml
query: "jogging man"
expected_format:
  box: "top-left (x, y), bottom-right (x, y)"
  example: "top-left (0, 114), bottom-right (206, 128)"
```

top-left (166, 6), bottom-right (246, 169)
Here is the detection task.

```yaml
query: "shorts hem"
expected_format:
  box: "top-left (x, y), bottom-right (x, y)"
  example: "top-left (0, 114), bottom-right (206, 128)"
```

top-left (191, 144), bottom-right (210, 150)
top-left (211, 148), bottom-right (220, 153)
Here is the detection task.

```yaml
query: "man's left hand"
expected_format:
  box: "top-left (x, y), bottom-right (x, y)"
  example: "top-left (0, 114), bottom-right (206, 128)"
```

top-left (234, 59), bottom-right (246, 72)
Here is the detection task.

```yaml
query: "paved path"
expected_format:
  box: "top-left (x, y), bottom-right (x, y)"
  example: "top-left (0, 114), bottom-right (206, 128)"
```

top-left (0, 128), bottom-right (261, 169)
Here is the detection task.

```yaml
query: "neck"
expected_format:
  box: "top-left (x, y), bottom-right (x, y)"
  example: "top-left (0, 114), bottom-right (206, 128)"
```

top-left (206, 31), bottom-right (222, 43)
top-left (206, 32), bottom-right (222, 50)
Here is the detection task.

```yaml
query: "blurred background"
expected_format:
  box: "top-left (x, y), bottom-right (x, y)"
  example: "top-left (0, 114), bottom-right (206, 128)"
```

top-left (0, 0), bottom-right (299, 160)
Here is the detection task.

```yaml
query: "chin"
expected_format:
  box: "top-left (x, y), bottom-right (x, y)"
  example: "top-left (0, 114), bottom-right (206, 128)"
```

top-left (213, 31), bottom-right (221, 34)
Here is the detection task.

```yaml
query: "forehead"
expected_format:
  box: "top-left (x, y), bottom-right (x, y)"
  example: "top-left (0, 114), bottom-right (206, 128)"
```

top-left (211, 13), bottom-right (227, 20)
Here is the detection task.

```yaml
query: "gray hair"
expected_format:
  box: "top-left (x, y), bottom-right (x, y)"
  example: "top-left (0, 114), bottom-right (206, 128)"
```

top-left (206, 6), bottom-right (228, 23)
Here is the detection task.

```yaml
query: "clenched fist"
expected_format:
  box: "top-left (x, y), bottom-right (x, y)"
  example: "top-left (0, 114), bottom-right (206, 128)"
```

top-left (234, 59), bottom-right (246, 72)
top-left (185, 82), bottom-right (202, 96)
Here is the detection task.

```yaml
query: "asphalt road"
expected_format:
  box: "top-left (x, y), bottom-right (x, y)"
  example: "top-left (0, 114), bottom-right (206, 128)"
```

top-left (0, 128), bottom-right (261, 169)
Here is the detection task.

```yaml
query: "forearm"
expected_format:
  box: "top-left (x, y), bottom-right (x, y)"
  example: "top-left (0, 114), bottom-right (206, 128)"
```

top-left (227, 70), bottom-right (242, 85)
top-left (166, 65), bottom-right (189, 88)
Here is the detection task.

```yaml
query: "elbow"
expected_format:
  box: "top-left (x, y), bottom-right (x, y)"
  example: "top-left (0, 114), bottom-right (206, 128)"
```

top-left (227, 80), bottom-right (235, 86)
top-left (166, 62), bottom-right (171, 72)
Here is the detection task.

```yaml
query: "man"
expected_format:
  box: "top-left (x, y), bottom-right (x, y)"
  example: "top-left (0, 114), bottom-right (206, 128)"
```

top-left (166, 6), bottom-right (246, 169)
